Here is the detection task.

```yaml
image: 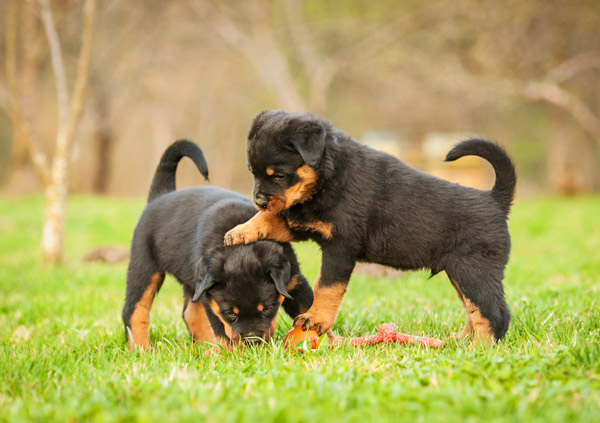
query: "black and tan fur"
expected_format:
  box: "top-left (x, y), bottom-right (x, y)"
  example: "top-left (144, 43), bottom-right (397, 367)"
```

top-left (225, 110), bottom-right (516, 347)
top-left (122, 140), bottom-right (313, 351)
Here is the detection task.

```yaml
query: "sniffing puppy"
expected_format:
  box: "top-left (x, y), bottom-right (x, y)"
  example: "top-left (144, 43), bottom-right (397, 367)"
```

top-left (224, 110), bottom-right (516, 347)
top-left (122, 140), bottom-right (313, 351)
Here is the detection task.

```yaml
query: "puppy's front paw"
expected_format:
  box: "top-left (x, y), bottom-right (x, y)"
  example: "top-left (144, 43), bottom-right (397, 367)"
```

top-left (127, 341), bottom-right (154, 353)
top-left (224, 223), bottom-right (262, 246)
top-left (293, 310), bottom-right (335, 336)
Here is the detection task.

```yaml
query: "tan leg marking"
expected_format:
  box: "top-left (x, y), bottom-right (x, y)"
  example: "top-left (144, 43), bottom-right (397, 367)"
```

top-left (294, 273), bottom-right (346, 334)
top-left (464, 298), bottom-right (494, 347)
top-left (458, 318), bottom-right (474, 339)
top-left (128, 272), bottom-right (164, 351)
top-left (450, 279), bottom-right (494, 347)
top-left (183, 296), bottom-right (215, 342)
top-left (450, 278), bottom-right (473, 339)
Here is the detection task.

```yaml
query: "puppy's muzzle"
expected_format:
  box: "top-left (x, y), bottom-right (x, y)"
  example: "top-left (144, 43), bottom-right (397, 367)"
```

top-left (241, 333), bottom-right (264, 345)
top-left (254, 194), bottom-right (269, 210)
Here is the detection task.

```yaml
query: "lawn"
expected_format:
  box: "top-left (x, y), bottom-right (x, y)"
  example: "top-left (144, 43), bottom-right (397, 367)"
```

top-left (1, 194), bottom-right (599, 423)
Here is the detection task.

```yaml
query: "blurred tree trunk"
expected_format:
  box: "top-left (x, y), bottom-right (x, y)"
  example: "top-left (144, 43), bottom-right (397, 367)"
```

top-left (5, 0), bottom-right (50, 186)
top-left (11, 1), bottom-right (43, 168)
top-left (5, 0), bottom-right (96, 264)
top-left (548, 108), bottom-right (598, 194)
top-left (449, 3), bottom-right (600, 194)
top-left (520, 78), bottom-right (600, 193)
top-left (483, 75), bottom-right (600, 194)
top-left (6, 1), bottom-right (45, 192)
top-left (90, 79), bottom-right (113, 194)
top-left (40, 0), bottom-right (96, 264)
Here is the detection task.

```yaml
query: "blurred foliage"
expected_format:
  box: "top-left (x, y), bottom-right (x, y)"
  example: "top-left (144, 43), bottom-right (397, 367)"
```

top-left (0, 0), bottom-right (599, 196)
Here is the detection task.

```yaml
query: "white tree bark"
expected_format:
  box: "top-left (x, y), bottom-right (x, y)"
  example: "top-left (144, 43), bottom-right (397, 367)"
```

top-left (40, 0), bottom-right (96, 264)
top-left (5, 0), bottom-right (96, 264)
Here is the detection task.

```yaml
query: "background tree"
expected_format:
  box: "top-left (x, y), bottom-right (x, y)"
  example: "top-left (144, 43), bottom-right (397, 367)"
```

top-left (190, 0), bottom-right (346, 113)
top-left (0, 0), bottom-right (598, 205)
top-left (4, 0), bottom-right (96, 264)
top-left (423, 0), bottom-right (600, 193)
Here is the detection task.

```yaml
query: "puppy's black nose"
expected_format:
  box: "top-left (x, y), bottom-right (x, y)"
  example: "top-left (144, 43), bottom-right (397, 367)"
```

top-left (255, 195), bottom-right (268, 209)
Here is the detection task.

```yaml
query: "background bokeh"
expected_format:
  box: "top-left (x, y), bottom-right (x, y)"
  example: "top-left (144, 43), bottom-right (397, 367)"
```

top-left (1, 4), bottom-right (599, 421)
top-left (1, 0), bottom-right (599, 198)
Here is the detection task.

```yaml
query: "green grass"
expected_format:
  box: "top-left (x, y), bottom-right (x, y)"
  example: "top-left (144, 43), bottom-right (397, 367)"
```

top-left (1, 194), bottom-right (599, 423)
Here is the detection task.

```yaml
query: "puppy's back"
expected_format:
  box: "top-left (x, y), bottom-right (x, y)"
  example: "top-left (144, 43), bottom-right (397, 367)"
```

top-left (132, 187), bottom-right (257, 274)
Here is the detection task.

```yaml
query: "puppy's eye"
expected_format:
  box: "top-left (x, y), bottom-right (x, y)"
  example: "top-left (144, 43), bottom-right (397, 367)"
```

top-left (225, 311), bottom-right (238, 321)
top-left (273, 173), bottom-right (286, 181)
top-left (261, 305), bottom-right (276, 317)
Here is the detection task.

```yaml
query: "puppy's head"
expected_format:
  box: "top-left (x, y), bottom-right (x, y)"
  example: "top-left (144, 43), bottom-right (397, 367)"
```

top-left (192, 241), bottom-right (294, 345)
top-left (246, 110), bottom-right (330, 213)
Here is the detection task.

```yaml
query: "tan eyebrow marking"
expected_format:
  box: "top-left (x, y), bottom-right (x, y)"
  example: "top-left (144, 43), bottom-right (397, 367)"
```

top-left (257, 303), bottom-right (264, 312)
top-left (233, 306), bottom-right (240, 314)
top-left (266, 167), bottom-right (275, 176)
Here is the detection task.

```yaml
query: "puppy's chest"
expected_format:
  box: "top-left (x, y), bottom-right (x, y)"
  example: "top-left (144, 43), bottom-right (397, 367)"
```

top-left (284, 209), bottom-right (334, 241)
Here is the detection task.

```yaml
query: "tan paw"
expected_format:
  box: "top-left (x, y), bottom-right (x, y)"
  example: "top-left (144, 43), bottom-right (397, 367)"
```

top-left (224, 223), bottom-right (263, 246)
top-left (293, 310), bottom-right (336, 336)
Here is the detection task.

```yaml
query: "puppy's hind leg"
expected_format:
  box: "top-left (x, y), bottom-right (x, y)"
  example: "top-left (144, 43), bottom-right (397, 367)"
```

top-left (446, 262), bottom-right (510, 348)
top-left (449, 278), bottom-right (474, 340)
top-left (122, 255), bottom-right (164, 351)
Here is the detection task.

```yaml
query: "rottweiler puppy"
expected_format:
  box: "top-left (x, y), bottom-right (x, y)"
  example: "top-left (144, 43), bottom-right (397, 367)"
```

top-left (224, 110), bottom-right (517, 347)
top-left (122, 140), bottom-right (313, 351)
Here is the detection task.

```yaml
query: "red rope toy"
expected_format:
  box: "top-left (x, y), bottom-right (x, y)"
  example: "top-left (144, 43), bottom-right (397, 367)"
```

top-left (340, 323), bottom-right (444, 348)
top-left (285, 323), bottom-right (444, 352)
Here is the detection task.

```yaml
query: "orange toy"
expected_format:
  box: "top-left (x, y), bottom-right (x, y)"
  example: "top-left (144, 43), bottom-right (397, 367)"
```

top-left (284, 326), bottom-right (320, 352)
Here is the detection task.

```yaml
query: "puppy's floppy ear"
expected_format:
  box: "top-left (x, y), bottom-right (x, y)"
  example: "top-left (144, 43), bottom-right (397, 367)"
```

top-left (192, 256), bottom-right (218, 303)
top-left (269, 260), bottom-right (292, 300)
top-left (290, 119), bottom-right (326, 168)
top-left (192, 275), bottom-right (215, 303)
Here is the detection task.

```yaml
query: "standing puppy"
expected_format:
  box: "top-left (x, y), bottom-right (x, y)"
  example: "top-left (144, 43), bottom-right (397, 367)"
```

top-left (123, 140), bottom-right (313, 351)
top-left (225, 110), bottom-right (516, 347)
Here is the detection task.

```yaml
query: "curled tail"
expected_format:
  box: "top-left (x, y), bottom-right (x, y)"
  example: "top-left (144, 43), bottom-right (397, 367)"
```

top-left (147, 139), bottom-right (209, 203)
top-left (445, 138), bottom-right (516, 215)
